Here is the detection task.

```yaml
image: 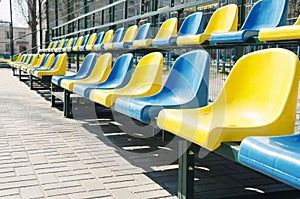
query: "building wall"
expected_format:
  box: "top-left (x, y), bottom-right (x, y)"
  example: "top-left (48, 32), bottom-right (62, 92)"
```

top-left (0, 24), bottom-right (32, 55)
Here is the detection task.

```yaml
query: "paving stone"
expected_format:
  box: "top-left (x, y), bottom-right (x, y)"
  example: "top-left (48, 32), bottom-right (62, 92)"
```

top-left (81, 179), bottom-right (106, 191)
top-left (15, 166), bottom-right (35, 176)
top-left (20, 185), bottom-right (44, 198)
top-left (37, 173), bottom-right (59, 185)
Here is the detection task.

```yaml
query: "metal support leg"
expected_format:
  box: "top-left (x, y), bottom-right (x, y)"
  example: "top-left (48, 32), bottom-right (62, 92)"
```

top-left (30, 74), bottom-right (33, 90)
top-left (19, 69), bottom-right (22, 81)
top-left (297, 45), bottom-right (300, 57)
top-left (178, 140), bottom-right (195, 199)
top-left (64, 89), bottom-right (72, 118)
top-left (51, 83), bottom-right (56, 107)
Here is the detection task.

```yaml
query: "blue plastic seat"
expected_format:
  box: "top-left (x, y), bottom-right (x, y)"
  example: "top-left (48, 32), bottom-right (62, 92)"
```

top-left (66, 37), bottom-right (78, 52)
top-left (114, 50), bottom-right (210, 123)
top-left (103, 28), bottom-right (125, 50)
top-left (72, 53), bottom-right (134, 97)
top-left (23, 54), bottom-right (50, 73)
top-left (51, 53), bottom-right (97, 86)
top-left (210, 0), bottom-right (288, 43)
top-left (133, 23), bottom-right (151, 42)
top-left (153, 12), bottom-right (204, 46)
top-left (78, 34), bottom-right (90, 51)
top-left (56, 39), bottom-right (69, 53)
top-left (239, 134), bottom-right (300, 190)
top-left (85, 32), bottom-right (104, 51)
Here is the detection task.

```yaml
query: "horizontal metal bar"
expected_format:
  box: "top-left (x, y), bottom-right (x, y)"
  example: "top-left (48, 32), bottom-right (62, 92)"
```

top-left (52, 0), bottom-right (126, 30)
top-left (52, 0), bottom-right (218, 40)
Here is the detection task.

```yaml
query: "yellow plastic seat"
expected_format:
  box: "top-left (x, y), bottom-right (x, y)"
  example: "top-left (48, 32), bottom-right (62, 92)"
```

top-left (93, 30), bottom-right (114, 51)
top-left (62, 38), bottom-right (74, 52)
top-left (60, 53), bottom-right (112, 92)
top-left (72, 36), bottom-right (84, 51)
top-left (54, 39), bottom-right (66, 53)
top-left (14, 54), bottom-right (31, 68)
top-left (8, 53), bottom-right (22, 66)
top-left (83, 33), bottom-right (97, 51)
top-left (89, 52), bottom-right (163, 108)
top-left (21, 54), bottom-right (45, 71)
top-left (27, 54), bottom-right (55, 75)
top-left (133, 18), bottom-right (178, 47)
top-left (157, 48), bottom-right (300, 151)
top-left (113, 25), bottom-right (138, 48)
top-left (18, 54), bottom-right (39, 70)
top-left (177, 4), bottom-right (238, 45)
top-left (33, 53), bottom-right (67, 78)
top-left (258, 16), bottom-right (300, 41)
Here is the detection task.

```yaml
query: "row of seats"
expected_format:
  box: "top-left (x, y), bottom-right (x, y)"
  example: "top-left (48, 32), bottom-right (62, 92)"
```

top-left (48, 47), bottom-right (300, 191)
top-left (9, 0), bottom-right (300, 194)
top-left (9, 53), bottom-right (67, 84)
top-left (40, 0), bottom-right (300, 55)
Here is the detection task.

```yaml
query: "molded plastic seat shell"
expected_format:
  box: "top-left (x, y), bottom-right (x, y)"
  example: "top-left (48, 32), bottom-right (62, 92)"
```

top-left (55, 39), bottom-right (69, 53)
top-left (23, 54), bottom-right (49, 73)
top-left (79, 34), bottom-right (96, 51)
top-left (72, 36), bottom-right (84, 51)
top-left (51, 53), bottom-right (98, 86)
top-left (258, 15), bottom-right (300, 41)
top-left (113, 25), bottom-right (138, 49)
top-left (239, 134), bottom-right (300, 190)
top-left (94, 30), bottom-right (114, 51)
top-left (85, 32), bottom-right (104, 51)
top-left (103, 28), bottom-right (125, 50)
top-left (28, 54), bottom-right (55, 75)
top-left (157, 48), bottom-right (300, 151)
top-left (60, 53), bottom-right (112, 91)
top-left (89, 52), bottom-right (163, 108)
top-left (63, 38), bottom-right (75, 52)
top-left (72, 53), bottom-right (133, 97)
top-left (33, 53), bottom-right (67, 78)
top-left (75, 34), bottom-right (89, 51)
top-left (210, 0), bottom-right (288, 43)
top-left (133, 18), bottom-right (178, 47)
top-left (151, 18), bottom-right (178, 47)
top-left (154, 12), bottom-right (204, 46)
top-left (114, 50), bottom-right (210, 123)
top-left (177, 4), bottom-right (238, 45)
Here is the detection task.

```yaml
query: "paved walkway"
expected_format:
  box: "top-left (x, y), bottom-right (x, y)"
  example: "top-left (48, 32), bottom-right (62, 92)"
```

top-left (0, 67), bottom-right (300, 199)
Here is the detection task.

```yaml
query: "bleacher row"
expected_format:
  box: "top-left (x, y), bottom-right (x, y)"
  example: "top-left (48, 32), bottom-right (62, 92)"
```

top-left (7, 0), bottom-right (300, 197)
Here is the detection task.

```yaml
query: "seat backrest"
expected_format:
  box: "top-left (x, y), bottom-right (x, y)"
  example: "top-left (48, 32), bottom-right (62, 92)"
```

top-left (43, 54), bottom-right (55, 69)
top-left (48, 54), bottom-right (60, 70)
top-left (134, 23), bottom-right (151, 40)
top-left (121, 25), bottom-right (138, 42)
top-left (294, 15), bottom-right (300, 25)
top-left (178, 12), bottom-right (204, 36)
top-left (53, 40), bottom-right (61, 48)
top-left (155, 18), bottom-right (178, 39)
top-left (94, 32), bottom-right (105, 45)
top-left (64, 38), bottom-right (73, 48)
top-left (86, 33), bottom-right (97, 46)
top-left (39, 54), bottom-right (49, 67)
top-left (61, 39), bottom-right (69, 48)
top-left (111, 28), bottom-right (125, 43)
top-left (214, 48), bottom-right (299, 131)
top-left (70, 37), bottom-right (78, 47)
top-left (80, 34), bottom-right (90, 47)
top-left (15, 54), bottom-right (23, 62)
top-left (123, 52), bottom-right (163, 92)
top-left (52, 53), bottom-right (67, 74)
top-left (35, 54), bottom-right (46, 66)
top-left (57, 39), bottom-right (66, 48)
top-left (204, 4), bottom-right (238, 34)
top-left (76, 53), bottom-right (98, 78)
top-left (47, 42), bottom-right (53, 49)
top-left (101, 29), bottom-right (114, 44)
top-left (241, 0), bottom-right (288, 30)
top-left (74, 36), bottom-right (84, 47)
top-left (102, 53), bottom-right (133, 87)
top-left (30, 54), bottom-right (39, 65)
top-left (88, 53), bottom-right (112, 82)
top-left (26, 55), bottom-right (33, 64)
top-left (162, 50), bottom-right (210, 106)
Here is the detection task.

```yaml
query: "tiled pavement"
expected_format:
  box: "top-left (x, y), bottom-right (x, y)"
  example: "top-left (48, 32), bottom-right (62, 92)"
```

top-left (0, 67), bottom-right (300, 199)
